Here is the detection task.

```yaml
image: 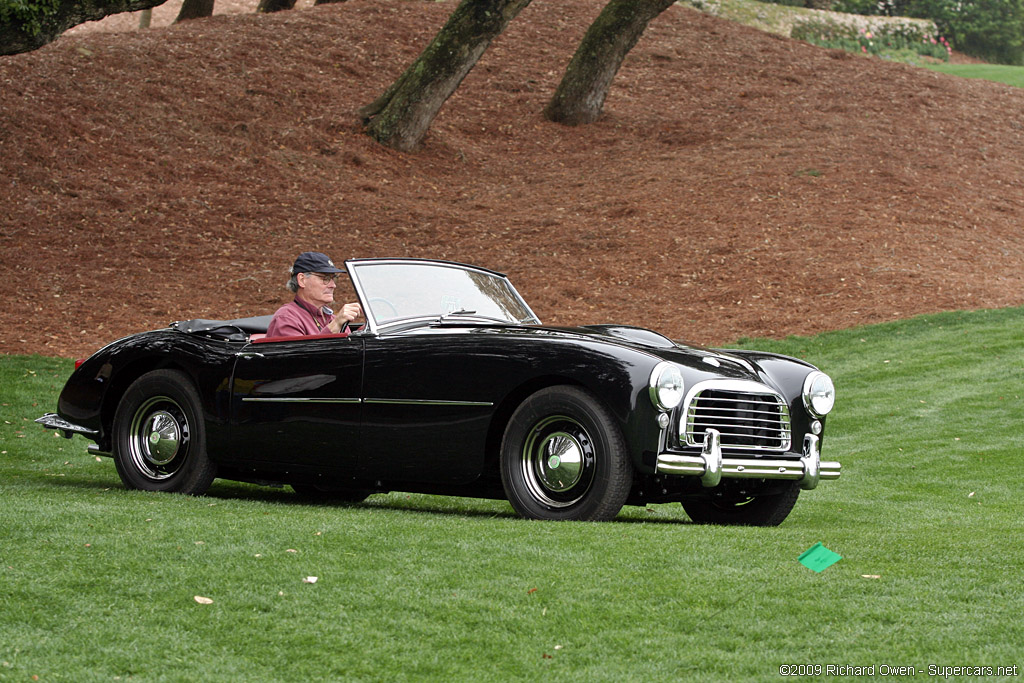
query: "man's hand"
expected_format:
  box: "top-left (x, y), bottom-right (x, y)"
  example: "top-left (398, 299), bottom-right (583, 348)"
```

top-left (339, 302), bottom-right (362, 322)
top-left (327, 302), bottom-right (362, 334)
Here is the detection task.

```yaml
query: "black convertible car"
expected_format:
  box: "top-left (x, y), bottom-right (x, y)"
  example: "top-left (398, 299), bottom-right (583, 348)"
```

top-left (39, 258), bottom-right (839, 525)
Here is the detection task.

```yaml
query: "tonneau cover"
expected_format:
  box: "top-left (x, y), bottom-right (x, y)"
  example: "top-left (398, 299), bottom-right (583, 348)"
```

top-left (172, 314), bottom-right (272, 340)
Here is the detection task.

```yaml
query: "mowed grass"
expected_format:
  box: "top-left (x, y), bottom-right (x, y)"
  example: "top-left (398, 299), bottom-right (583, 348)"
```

top-left (923, 62), bottom-right (1024, 88)
top-left (1, 307), bottom-right (1022, 681)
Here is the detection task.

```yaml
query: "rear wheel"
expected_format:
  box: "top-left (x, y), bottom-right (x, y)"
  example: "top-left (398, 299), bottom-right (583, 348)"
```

top-left (112, 369), bottom-right (217, 495)
top-left (681, 482), bottom-right (800, 527)
top-left (500, 386), bottom-right (631, 521)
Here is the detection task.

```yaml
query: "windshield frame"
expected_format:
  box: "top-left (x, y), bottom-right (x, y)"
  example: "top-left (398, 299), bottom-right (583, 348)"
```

top-left (345, 258), bottom-right (541, 335)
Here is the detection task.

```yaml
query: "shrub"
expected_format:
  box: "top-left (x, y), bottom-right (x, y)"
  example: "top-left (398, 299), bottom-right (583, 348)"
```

top-left (791, 17), bottom-right (951, 60)
top-left (759, 0), bottom-right (1024, 64)
top-left (842, 0), bottom-right (1024, 64)
top-left (938, 0), bottom-right (1024, 65)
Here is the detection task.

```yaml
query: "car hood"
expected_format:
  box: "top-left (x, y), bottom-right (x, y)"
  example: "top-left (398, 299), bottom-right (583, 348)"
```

top-left (531, 323), bottom-right (765, 378)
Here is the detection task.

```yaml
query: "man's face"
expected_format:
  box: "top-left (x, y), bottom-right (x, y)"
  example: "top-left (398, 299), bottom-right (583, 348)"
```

top-left (298, 272), bottom-right (337, 309)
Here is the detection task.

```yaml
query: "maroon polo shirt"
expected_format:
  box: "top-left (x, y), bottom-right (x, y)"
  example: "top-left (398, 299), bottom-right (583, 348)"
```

top-left (266, 297), bottom-right (336, 337)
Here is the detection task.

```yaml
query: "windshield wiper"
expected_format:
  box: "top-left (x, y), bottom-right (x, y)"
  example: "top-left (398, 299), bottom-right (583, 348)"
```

top-left (439, 309), bottom-right (477, 321)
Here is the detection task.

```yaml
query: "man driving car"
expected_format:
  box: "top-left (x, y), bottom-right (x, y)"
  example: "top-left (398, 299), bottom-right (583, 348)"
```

top-left (266, 252), bottom-right (362, 337)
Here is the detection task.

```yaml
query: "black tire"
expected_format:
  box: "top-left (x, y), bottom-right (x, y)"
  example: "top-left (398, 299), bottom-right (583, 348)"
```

top-left (681, 482), bottom-right (800, 527)
top-left (500, 386), bottom-right (632, 521)
top-left (112, 369), bottom-right (217, 495)
top-left (291, 484), bottom-right (370, 503)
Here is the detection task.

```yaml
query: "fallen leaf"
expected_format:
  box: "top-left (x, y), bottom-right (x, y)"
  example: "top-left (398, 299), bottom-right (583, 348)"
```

top-left (286, 549), bottom-right (298, 553)
top-left (527, 588), bottom-right (538, 595)
top-left (861, 575), bottom-right (882, 579)
top-left (194, 595), bottom-right (213, 605)
top-left (968, 492), bottom-right (975, 498)
top-left (303, 576), bottom-right (318, 584)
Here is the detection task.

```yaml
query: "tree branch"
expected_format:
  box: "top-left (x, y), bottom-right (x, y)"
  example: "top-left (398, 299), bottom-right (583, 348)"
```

top-left (1, 0), bottom-right (169, 55)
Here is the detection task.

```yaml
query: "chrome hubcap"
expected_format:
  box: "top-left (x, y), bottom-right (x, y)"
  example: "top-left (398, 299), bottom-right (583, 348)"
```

top-left (521, 416), bottom-right (595, 508)
top-left (128, 396), bottom-right (189, 480)
top-left (537, 432), bottom-right (584, 492)
top-left (144, 411), bottom-right (181, 466)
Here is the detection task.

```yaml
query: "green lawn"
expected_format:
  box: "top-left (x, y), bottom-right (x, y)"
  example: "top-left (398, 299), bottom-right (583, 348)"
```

top-left (2, 307), bottom-right (1022, 681)
top-left (923, 63), bottom-right (1024, 88)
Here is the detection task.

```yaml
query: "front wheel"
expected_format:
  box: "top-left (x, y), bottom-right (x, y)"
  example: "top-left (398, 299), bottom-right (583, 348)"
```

top-left (500, 386), bottom-right (632, 521)
top-left (112, 369), bottom-right (217, 495)
top-left (681, 482), bottom-right (800, 527)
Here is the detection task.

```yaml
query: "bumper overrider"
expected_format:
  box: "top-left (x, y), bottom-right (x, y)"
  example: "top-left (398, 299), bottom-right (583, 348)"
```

top-left (655, 428), bottom-right (841, 491)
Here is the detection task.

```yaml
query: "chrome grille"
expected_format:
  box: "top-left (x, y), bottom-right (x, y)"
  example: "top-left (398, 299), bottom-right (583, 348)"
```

top-left (681, 381), bottom-right (791, 451)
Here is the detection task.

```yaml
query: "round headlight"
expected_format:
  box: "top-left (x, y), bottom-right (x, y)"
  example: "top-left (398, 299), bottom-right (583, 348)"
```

top-left (649, 362), bottom-right (685, 411)
top-left (802, 371), bottom-right (835, 418)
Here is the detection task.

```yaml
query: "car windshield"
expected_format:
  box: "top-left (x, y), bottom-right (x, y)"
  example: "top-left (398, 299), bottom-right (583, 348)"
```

top-left (347, 260), bottom-right (540, 331)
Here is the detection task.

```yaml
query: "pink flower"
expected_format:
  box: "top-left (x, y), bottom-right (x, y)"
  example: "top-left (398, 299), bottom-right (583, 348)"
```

top-left (862, 45), bottom-right (867, 53)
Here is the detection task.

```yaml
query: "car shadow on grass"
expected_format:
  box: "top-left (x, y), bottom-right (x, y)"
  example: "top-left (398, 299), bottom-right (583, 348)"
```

top-left (42, 476), bottom-right (697, 524)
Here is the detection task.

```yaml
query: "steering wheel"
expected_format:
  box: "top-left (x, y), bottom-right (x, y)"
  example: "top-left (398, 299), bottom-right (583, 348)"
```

top-left (368, 297), bottom-right (399, 320)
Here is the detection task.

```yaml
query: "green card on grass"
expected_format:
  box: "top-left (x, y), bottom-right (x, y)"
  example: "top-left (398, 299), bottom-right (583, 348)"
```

top-left (799, 542), bottom-right (842, 572)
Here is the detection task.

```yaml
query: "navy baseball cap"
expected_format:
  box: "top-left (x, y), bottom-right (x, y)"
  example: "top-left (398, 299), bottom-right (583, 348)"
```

top-left (291, 252), bottom-right (343, 275)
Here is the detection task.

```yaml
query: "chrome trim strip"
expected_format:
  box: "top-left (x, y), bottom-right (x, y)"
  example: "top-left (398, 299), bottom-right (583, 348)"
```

top-left (240, 397), bottom-right (493, 407)
top-left (242, 397), bottom-right (361, 404)
top-left (364, 398), bottom-right (494, 407)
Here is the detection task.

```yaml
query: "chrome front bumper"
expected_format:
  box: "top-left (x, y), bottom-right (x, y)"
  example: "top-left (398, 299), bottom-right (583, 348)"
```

top-left (36, 413), bottom-right (99, 440)
top-left (655, 429), bottom-right (840, 491)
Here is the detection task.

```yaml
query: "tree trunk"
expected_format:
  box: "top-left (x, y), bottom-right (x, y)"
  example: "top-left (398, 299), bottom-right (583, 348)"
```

top-left (256, 0), bottom-right (297, 14)
top-left (1, 0), bottom-right (168, 55)
top-left (544, 0), bottom-right (676, 126)
top-left (175, 0), bottom-right (214, 22)
top-left (359, 0), bottom-right (533, 152)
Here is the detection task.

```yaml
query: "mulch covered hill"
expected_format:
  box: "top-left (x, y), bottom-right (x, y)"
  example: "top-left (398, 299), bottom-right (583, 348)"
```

top-left (2, 0), bottom-right (1023, 359)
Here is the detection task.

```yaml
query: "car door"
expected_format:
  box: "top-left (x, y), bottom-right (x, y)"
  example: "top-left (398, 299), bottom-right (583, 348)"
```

top-left (227, 335), bottom-right (364, 473)
top-left (358, 331), bottom-right (500, 484)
